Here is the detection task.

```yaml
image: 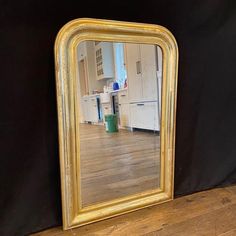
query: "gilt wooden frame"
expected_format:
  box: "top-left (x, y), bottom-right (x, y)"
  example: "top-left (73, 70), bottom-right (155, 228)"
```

top-left (54, 18), bottom-right (178, 230)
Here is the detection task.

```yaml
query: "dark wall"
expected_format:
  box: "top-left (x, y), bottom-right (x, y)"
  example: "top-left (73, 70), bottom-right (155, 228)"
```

top-left (1, 0), bottom-right (236, 235)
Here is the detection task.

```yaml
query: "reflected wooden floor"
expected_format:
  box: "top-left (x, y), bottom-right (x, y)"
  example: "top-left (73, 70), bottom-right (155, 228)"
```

top-left (80, 123), bottom-right (160, 207)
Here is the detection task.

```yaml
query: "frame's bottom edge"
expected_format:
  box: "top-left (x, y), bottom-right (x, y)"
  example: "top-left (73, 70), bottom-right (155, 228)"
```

top-left (65, 194), bottom-right (172, 230)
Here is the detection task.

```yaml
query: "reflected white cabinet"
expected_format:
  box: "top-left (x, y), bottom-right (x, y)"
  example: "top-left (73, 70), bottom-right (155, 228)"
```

top-left (82, 97), bottom-right (90, 121)
top-left (82, 96), bottom-right (99, 123)
top-left (118, 90), bottom-right (130, 127)
top-left (129, 102), bottom-right (159, 131)
top-left (125, 44), bottom-right (142, 102)
top-left (119, 104), bottom-right (130, 127)
top-left (140, 44), bottom-right (158, 101)
top-left (89, 97), bottom-right (99, 123)
top-left (125, 44), bottom-right (158, 102)
top-left (95, 42), bottom-right (115, 80)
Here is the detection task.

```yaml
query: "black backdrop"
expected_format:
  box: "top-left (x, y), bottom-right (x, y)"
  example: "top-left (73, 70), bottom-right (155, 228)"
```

top-left (1, 0), bottom-right (236, 235)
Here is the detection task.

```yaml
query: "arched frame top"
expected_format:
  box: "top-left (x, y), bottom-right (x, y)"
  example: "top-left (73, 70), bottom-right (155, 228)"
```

top-left (54, 18), bottom-right (178, 230)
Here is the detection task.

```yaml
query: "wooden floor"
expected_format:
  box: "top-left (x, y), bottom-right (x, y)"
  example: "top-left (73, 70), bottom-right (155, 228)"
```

top-left (80, 123), bottom-right (160, 207)
top-left (33, 185), bottom-right (236, 236)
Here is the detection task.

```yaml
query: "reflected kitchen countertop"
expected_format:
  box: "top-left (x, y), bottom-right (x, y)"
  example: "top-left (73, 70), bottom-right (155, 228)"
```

top-left (83, 94), bottom-right (100, 98)
top-left (110, 88), bottom-right (127, 93)
top-left (83, 88), bottom-right (127, 98)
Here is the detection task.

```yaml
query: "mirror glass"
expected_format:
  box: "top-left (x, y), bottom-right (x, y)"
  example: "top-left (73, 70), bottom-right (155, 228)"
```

top-left (77, 41), bottom-right (163, 207)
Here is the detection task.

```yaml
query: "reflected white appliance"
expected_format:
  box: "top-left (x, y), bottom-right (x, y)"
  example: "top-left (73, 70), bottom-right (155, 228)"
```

top-left (82, 95), bottom-right (101, 123)
top-left (125, 43), bottom-right (160, 131)
top-left (100, 92), bottom-right (113, 121)
top-left (99, 91), bottom-right (120, 123)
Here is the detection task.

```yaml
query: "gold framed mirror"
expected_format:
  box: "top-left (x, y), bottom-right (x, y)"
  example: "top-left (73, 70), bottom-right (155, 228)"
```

top-left (54, 18), bottom-right (178, 230)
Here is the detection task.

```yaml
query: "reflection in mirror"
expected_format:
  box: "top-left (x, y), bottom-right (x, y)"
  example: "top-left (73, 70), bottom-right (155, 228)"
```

top-left (77, 41), bottom-right (163, 207)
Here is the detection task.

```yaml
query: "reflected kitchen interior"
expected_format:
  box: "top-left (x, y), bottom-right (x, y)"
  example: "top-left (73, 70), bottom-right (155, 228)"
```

top-left (77, 41), bottom-right (163, 207)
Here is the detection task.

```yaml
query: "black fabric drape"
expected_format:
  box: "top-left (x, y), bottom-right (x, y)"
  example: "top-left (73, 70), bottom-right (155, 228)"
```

top-left (1, 0), bottom-right (236, 235)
